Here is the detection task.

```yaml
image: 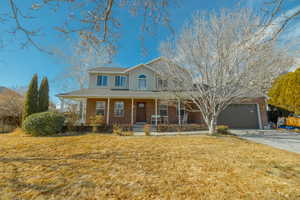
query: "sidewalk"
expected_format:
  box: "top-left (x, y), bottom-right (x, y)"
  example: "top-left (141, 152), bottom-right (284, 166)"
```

top-left (134, 130), bottom-right (208, 136)
top-left (231, 129), bottom-right (300, 154)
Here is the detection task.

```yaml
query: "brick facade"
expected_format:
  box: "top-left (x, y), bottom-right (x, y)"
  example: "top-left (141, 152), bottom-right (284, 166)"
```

top-left (85, 97), bottom-right (268, 128)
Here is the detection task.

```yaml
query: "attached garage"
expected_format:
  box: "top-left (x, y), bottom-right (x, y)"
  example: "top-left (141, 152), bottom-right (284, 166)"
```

top-left (217, 104), bottom-right (261, 129)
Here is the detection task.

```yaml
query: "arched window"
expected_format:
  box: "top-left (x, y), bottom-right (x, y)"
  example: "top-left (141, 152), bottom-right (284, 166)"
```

top-left (138, 74), bottom-right (147, 90)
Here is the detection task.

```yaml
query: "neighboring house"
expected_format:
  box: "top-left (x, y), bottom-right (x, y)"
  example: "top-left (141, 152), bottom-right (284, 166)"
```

top-left (57, 57), bottom-right (268, 129)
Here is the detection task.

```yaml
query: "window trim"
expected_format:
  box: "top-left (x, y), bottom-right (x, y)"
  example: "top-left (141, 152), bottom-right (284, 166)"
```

top-left (176, 103), bottom-right (186, 117)
top-left (114, 101), bottom-right (125, 117)
top-left (115, 75), bottom-right (127, 88)
top-left (97, 75), bottom-right (109, 87)
top-left (157, 78), bottom-right (168, 90)
top-left (159, 102), bottom-right (168, 117)
top-left (95, 101), bottom-right (106, 116)
top-left (138, 74), bottom-right (147, 90)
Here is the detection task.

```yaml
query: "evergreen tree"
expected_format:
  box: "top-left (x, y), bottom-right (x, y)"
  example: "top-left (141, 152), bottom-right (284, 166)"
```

top-left (23, 74), bottom-right (39, 121)
top-left (38, 77), bottom-right (49, 112)
top-left (268, 75), bottom-right (286, 107)
top-left (268, 69), bottom-right (300, 114)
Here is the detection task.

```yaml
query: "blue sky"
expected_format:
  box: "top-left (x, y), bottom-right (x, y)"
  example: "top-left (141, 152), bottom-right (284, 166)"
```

top-left (0, 0), bottom-right (299, 103)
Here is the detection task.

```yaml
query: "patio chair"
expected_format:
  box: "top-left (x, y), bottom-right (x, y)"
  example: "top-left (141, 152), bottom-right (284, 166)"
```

top-left (151, 115), bottom-right (161, 125)
top-left (161, 116), bottom-right (169, 124)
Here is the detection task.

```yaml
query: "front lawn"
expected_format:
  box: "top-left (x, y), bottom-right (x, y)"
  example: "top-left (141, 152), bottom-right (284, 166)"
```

top-left (0, 133), bottom-right (299, 199)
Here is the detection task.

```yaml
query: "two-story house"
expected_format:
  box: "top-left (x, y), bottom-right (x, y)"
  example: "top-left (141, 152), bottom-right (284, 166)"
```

top-left (57, 57), bottom-right (268, 129)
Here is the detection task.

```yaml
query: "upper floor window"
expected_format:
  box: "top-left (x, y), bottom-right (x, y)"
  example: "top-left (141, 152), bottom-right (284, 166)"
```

top-left (157, 78), bottom-right (168, 90)
top-left (138, 74), bottom-right (147, 90)
top-left (115, 76), bottom-right (127, 87)
top-left (96, 101), bottom-right (106, 116)
top-left (114, 101), bottom-right (124, 117)
top-left (97, 75), bottom-right (108, 86)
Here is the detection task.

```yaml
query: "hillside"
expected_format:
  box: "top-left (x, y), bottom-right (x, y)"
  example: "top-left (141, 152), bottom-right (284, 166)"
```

top-left (0, 86), bottom-right (10, 94)
top-left (0, 86), bottom-right (21, 97)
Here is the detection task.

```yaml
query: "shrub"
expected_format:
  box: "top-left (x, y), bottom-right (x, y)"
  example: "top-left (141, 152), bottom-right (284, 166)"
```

top-left (144, 124), bottom-right (151, 136)
top-left (65, 111), bottom-right (80, 132)
top-left (90, 115), bottom-right (105, 133)
top-left (112, 124), bottom-right (133, 136)
top-left (157, 124), bottom-right (206, 132)
top-left (121, 131), bottom-right (134, 136)
top-left (22, 112), bottom-right (65, 136)
top-left (217, 125), bottom-right (230, 134)
top-left (119, 124), bottom-right (133, 132)
top-left (113, 124), bottom-right (123, 136)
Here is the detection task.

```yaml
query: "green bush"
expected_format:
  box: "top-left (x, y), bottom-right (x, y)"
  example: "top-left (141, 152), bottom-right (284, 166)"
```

top-left (22, 112), bottom-right (65, 136)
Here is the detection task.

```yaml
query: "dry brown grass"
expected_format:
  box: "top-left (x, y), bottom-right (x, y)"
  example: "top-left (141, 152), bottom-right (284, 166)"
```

top-left (0, 132), bottom-right (299, 200)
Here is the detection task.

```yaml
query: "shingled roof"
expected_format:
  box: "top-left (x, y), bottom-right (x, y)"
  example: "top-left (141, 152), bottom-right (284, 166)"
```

top-left (88, 67), bottom-right (127, 73)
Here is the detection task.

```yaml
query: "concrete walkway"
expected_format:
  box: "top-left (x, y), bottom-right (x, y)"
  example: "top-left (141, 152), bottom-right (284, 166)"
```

top-left (134, 131), bottom-right (208, 136)
top-left (231, 130), bottom-right (300, 154)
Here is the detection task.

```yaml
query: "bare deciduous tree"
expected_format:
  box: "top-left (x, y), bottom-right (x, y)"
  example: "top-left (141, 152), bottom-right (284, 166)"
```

top-left (3, 0), bottom-right (300, 55)
top-left (160, 8), bottom-right (294, 134)
top-left (261, 0), bottom-right (300, 39)
top-left (0, 88), bottom-right (24, 126)
top-left (4, 0), bottom-right (177, 54)
top-left (56, 40), bottom-right (111, 91)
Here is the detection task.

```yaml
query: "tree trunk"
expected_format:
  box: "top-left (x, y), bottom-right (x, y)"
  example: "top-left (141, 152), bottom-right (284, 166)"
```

top-left (207, 117), bottom-right (217, 135)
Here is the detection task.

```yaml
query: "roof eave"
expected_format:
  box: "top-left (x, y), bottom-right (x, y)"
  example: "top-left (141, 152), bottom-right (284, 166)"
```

top-left (88, 71), bottom-right (127, 74)
top-left (57, 94), bottom-right (163, 99)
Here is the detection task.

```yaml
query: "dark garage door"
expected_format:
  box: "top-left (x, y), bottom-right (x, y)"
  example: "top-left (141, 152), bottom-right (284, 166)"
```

top-left (217, 104), bottom-right (260, 129)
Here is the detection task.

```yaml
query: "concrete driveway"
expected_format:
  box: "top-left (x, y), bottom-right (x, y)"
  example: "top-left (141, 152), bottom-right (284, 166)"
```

top-left (232, 130), bottom-right (300, 154)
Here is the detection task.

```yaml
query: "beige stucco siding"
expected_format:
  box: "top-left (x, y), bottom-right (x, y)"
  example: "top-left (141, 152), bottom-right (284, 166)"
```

top-left (128, 66), bottom-right (157, 91)
top-left (89, 73), bottom-right (129, 89)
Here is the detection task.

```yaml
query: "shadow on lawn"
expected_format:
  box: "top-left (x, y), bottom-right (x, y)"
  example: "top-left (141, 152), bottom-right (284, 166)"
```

top-left (26, 132), bottom-right (113, 138)
top-left (0, 149), bottom-right (203, 164)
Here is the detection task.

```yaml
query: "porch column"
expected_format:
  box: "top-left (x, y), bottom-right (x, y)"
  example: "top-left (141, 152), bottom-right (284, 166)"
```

top-left (81, 98), bottom-right (87, 124)
top-left (60, 98), bottom-right (65, 112)
top-left (131, 98), bottom-right (134, 125)
top-left (107, 98), bottom-right (110, 125)
top-left (178, 99), bottom-right (181, 125)
top-left (155, 98), bottom-right (158, 126)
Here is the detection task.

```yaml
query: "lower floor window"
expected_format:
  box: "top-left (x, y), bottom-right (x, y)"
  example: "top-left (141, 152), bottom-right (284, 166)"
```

top-left (114, 101), bottom-right (124, 117)
top-left (176, 104), bottom-right (185, 116)
top-left (159, 103), bottom-right (168, 117)
top-left (96, 101), bottom-right (105, 116)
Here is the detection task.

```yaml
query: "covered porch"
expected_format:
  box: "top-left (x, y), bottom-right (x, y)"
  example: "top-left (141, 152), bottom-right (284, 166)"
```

top-left (59, 97), bottom-right (198, 126)
top-left (57, 89), bottom-right (203, 127)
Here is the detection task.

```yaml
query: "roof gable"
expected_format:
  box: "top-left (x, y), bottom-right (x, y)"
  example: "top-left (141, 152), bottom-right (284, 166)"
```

top-left (124, 57), bottom-right (166, 73)
top-left (124, 64), bottom-right (156, 74)
top-left (87, 57), bottom-right (170, 75)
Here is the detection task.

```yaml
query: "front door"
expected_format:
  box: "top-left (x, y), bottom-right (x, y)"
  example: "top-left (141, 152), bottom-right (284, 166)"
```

top-left (136, 102), bottom-right (146, 122)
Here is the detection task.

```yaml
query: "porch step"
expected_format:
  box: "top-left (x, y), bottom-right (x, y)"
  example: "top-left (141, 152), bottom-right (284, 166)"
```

top-left (135, 122), bottom-right (146, 126)
top-left (133, 123), bottom-right (152, 132)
